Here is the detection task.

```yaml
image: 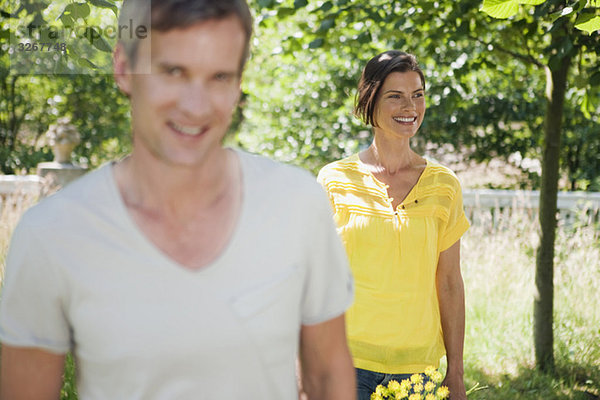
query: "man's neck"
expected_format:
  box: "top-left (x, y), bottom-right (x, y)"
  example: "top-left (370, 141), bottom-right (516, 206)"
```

top-left (114, 147), bottom-right (238, 223)
top-left (112, 147), bottom-right (244, 269)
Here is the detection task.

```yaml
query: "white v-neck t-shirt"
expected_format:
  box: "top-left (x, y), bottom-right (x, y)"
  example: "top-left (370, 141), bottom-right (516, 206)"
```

top-left (0, 150), bottom-right (353, 399)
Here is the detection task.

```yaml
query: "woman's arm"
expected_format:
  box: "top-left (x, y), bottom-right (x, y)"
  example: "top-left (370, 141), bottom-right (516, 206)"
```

top-left (436, 240), bottom-right (467, 400)
top-left (0, 345), bottom-right (65, 400)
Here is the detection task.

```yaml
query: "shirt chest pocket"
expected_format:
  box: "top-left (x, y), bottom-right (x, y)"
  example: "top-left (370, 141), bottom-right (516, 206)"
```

top-left (229, 265), bottom-right (302, 369)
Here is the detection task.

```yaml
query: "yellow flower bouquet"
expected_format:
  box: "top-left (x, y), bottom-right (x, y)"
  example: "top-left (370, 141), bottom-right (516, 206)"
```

top-left (370, 366), bottom-right (450, 400)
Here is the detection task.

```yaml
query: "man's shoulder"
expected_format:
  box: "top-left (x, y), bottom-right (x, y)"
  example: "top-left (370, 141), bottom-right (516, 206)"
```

top-left (18, 164), bottom-right (112, 231)
top-left (237, 149), bottom-right (319, 190)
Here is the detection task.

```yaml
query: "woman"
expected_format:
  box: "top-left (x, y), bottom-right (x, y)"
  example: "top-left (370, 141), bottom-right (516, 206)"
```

top-left (318, 51), bottom-right (469, 400)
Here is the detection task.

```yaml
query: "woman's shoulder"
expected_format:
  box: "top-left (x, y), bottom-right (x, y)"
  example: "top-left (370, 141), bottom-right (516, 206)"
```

top-left (320, 153), bottom-right (360, 170)
top-left (317, 154), bottom-right (364, 183)
top-left (422, 158), bottom-right (463, 190)
top-left (422, 157), bottom-right (458, 177)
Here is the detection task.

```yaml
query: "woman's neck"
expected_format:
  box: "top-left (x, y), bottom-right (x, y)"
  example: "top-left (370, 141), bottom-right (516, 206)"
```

top-left (360, 134), bottom-right (423, 175)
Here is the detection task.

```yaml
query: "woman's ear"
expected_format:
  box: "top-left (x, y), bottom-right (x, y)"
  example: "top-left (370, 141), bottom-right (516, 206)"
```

top-left (113, 43), bottom-right (132, 96)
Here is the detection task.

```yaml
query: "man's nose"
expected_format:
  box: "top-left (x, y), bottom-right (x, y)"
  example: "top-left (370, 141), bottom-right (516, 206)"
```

top-left (179, 82), bottom-right (212, 118)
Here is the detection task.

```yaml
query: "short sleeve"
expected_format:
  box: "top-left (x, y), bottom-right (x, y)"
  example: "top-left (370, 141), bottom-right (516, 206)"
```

top-left (300, 186), bottom-right (354, 325)
top-left (316, 168), bottom-right (336, 212)
top-left (439, 179), bottom-right (470, 252)
top-left (0, 213), bottom-right (71, 353)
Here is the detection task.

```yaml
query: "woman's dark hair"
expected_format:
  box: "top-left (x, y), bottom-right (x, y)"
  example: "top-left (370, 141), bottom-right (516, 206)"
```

top-left (354, 51), bottom-right (425, 127)
top-left (118, 0), bottom-right (253, 71)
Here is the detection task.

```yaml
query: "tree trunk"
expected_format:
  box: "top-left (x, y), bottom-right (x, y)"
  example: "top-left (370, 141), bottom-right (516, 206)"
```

top-left (534, 52), bottom-right (571, 372)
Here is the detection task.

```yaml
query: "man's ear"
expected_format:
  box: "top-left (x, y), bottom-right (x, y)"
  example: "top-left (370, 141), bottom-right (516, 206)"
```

top-left (113, 43), bottom-right (132, 96)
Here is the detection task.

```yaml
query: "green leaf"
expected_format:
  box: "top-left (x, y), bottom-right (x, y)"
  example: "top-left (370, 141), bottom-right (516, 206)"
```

top-left (76, 56), bottom-right (99, 70)
top-left (53, 56), bottom-right (71, 74)
top-left (481, 0), bottom-right (519, 18)
top-left (29, 12), bottom-right (46, 27)
top-left (574, 14), bottom-right (600, 34)
top-left (308, 38), bottom-right (324, 48)
top-left (581, 94), bottom-right (590, 119)
top-left (277, 7), bottom-right (296, 18)
top-left (320, 1), bottom-right (334, 13)
top-left (23, 1), bottom-right (49, 13)
top-left (257, 0), bottom-right (275, 9)
top-left (517, 0), bottom-right (545, 4)
top-left (294, 0), bottom-right (308, 9)
top-left (548, 6), bottom-right (575, 24)
top-left (59, 12), bottom-right (75, 28)
top-left (357, 31), bottom-right (371, 44)
top-left (590, 71), bottom-right (600, 86)
top-left (84, 27), bottom-right (112, 52)
top-left (573, 0), bottom-right (588, 13)
top-left (317, 18), bottom-right (335, 33)
top-left (64, 2), bottom-right (90, 20)
top-left (286, 37), bottom-right (302, 52)
top-left (88, 0), bottom-right (119, 16)
top-left (87, 0), bottom-right (117, 10)
top-left (367, 8), bottom-right (384, 22)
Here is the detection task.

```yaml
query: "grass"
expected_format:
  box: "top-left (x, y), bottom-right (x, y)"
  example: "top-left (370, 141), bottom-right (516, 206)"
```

top-left (460, 207), bottom-right (600, 399)
top-left (1, 194), bottom-right (599, 399)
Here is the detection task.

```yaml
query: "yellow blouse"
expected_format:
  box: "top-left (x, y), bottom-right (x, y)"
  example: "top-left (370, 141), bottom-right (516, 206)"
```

top-left (317, 154), bottom-right (470, 374)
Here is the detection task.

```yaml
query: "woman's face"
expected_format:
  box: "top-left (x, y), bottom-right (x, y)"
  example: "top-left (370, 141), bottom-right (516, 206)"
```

top-left (372, 71), bottom-right (425, 140)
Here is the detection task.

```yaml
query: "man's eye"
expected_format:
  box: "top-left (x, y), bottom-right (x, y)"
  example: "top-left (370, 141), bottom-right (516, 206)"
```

top-left (166, 67), bottom-right (183, 77)
top-left (214, 73), bottom-right (232, 82)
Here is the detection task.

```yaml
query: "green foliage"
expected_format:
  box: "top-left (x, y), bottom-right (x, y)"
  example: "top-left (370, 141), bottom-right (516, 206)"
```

top-left (561, 104), bottom-right (600, 190)
top-left (53, 74), bottom-right (131, 168)
top-left (5, 0), bottom-right (118, 74)
top-left (242, 0), bottom-right (600, 189)
top-left (61, 354), bottom-right (78, 399)
top-left (245, 0), bottom-right (535, 171)
top-left (0, 0), bottom-right (129, 173)
top-left (482, 0), bottom-right (600, 34)
top-left (575, 13), bottom-right (600, 34)
top-left (0, 71), bottom-right (130, 173)
top-left (481, 0), bottom-right (521, 18)
top-left (1, 0), bottom-right (598, 191)
top-left (0, 72), bottom-right (59, 173)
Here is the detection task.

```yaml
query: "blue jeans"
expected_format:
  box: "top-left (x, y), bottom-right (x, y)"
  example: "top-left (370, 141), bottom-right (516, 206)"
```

top-left (356, 368), bottom-right (427, 400)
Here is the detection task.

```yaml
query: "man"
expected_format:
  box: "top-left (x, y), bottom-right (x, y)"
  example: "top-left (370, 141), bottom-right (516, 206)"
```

top-left (0, 1), bottom-right (356, 398)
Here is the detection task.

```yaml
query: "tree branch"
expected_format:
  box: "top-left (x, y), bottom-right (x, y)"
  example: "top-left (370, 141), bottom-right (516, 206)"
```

top-left (469, 34), bottom-right (545, 68)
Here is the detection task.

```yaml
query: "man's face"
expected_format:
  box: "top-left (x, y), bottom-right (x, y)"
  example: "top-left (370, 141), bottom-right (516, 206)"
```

top-left (114, 16), bottom-right (245, 168)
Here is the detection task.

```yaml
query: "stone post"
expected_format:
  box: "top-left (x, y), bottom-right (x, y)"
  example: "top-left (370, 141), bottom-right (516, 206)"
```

top-left (37, 117), bottom-right (87, 193)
